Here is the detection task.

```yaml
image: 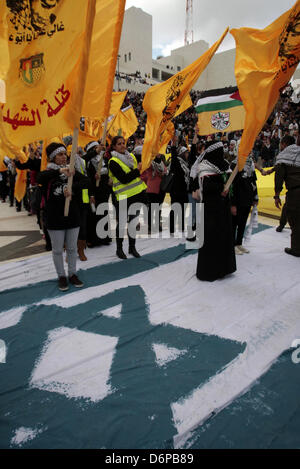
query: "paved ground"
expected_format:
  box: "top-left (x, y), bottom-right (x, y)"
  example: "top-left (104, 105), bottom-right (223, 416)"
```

top-left (0, 198), bottom-right (282, 264)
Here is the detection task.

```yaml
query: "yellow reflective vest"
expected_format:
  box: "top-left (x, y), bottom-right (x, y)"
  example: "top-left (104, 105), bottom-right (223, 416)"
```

top-left (78, 159), bottom-right (89, 204)
top-left (109, 154), bottom-right (146, 201)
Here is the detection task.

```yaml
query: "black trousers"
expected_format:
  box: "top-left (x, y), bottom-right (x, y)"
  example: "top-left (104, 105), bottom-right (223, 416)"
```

top-left (169, 194), bottom-right (188, 233)
top-left (232, 205), bottom-right (252, 246)
top-left (286, 189), bottom-right (300, 253)
top-left (147, 192), bottom-right (165, 230)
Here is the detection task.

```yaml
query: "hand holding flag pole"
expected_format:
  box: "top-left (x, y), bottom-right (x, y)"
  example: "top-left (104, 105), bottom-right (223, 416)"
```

top-left (96, 118), bottom-right (108, 187)
top-left (64, 127), bottom-right (79, 217)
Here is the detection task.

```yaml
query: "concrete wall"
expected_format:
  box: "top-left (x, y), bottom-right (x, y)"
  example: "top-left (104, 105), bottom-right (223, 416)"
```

top-left (118, 7), bottom-right (153, 79)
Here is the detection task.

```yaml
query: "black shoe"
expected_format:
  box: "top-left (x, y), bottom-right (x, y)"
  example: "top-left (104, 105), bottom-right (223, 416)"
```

top-left (116, 248), bottom-right (127, 259)
top-left (58, 276), bottom-right (69, 291)
top-left (45, 244), bottom-right (52, 251)
top-left (128, 246), bottom-right (141, 258)
top-left (285, 248), bottom-right (300, 257)
top-left (186, 235), bottom-right (196, 242)
top-left (276, 226), bottom-right (284, 232)
top-left (69, 274), bottom-right (84, 287)
top-left (16, 207), bottom-right (21, 212)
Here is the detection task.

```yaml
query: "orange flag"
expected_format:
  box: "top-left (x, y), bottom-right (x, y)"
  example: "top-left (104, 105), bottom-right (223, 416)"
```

top-left (82, 1), bottom-right (126, 121)
top-left (0, 0), bottom-right (96, 148)
top-left (231, 0), bottom-right (300, 170)
top-left (141, 28), bottom-right (228, 172)
top-left (15, 167), bottom-right (28, 203)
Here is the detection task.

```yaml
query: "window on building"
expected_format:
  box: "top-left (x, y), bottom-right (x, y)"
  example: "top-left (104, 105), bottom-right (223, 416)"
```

top-left (129, 52), bottom-right (131, 61)
top-left (177, 66), bottom-right (181, 71)
top-left (161, 71), bottom-right (173, 81)
top-left (124, 54), bottom-right (127, 63)
top-left (152, 68), bottom-right (159, 80)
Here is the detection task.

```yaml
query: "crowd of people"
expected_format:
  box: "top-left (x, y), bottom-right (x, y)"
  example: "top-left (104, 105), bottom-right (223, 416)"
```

top-left (0, 84), bottom-right (299, 290)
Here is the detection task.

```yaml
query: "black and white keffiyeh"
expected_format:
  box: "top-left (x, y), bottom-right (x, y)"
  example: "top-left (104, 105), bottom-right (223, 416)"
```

top-left (275, 144), bottom-right (300, 167)
top-left (177, 156), bottom-right (190, 188)
top-left (111, 150), bottom-right (135, 169)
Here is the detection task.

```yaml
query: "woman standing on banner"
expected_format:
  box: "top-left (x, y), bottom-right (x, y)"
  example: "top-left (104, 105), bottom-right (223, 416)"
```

top-left (194, 141), bottom-right (236, 282)
top-left (231, 153), bottom-right (259, 255)
top-left (140, 153), bottom-right (167, 234)
top-left (37, 142), bottom-right (89, 291)
top-left (108, 136), bottom-right (147, 259)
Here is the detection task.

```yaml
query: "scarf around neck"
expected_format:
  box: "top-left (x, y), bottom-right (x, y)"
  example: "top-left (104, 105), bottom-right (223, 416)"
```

top-left (177, 156), bottom-right (190, 188)
top-left (111, 150), bottom-right (134, 169)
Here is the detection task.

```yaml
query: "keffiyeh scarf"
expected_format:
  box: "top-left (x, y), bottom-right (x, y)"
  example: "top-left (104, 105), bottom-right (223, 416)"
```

top-left (275, 144), bottom-right (300, 167)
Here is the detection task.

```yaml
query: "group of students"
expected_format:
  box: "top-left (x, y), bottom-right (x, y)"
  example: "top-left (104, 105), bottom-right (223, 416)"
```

top-left (28, 126), bottom-right (261, 291)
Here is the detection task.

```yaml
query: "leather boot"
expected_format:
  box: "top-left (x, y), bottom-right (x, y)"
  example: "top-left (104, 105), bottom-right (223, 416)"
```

top-left (128, 238), bottom-right (141, 258)
top-left (77, 239), bottom-right (87, 261)
top-left (116, 239), bottom-right (127, 259)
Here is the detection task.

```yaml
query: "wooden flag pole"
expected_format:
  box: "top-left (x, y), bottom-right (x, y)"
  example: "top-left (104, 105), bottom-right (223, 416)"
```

top-left (223, 164), bottom-right (238, 195)
top-left (96, 118), bottom-right (108, 188)
top-left (64, 127), bottom-right (79, 217)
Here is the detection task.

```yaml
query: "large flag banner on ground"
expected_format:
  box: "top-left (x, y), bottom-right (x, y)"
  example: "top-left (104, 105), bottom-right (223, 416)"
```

top-left (195, 92), bottom-right (245, 135)
top-left (0, 0), bottom-right (96, 148)
top-left (231, 0), bottom-right (300, 170)
top-left (141, 28), bottom-right (228, 172)
top-left (82, 1), bottom-right (126, 121)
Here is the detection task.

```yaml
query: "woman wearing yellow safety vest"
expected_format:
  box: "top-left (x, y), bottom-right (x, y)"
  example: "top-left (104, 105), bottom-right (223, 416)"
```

top-left (108, 136), bottom-right (147, 259)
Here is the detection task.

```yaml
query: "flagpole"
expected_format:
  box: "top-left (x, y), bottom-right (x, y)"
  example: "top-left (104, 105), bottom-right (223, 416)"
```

top-left (222, 164), bottom-right (238, 195)
top-left (96, 118), bottom-right (108, 188)
top-left (64, 127), bottom-right (79, 217)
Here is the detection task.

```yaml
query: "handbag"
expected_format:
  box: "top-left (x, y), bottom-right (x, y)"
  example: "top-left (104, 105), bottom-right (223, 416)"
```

top-left (160, 171), bottom-right (174, 193)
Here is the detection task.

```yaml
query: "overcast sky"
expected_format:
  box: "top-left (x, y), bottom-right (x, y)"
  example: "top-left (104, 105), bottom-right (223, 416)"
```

top-left (125, 0), bottom-right (297, 59)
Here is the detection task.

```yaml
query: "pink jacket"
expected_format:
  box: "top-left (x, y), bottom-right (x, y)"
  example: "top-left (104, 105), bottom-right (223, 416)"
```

top-left (141, 166), bottom-right (166, 194)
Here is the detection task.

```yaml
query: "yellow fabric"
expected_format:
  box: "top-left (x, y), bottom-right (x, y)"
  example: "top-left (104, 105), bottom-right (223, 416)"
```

top-left (108, 106), bottom-right (139, 143)
top-left (158, 122), bottom-right (175, 155)
top-left (80, 91), bottom-right (128, 146)
top-left (0, 0), bottom-right (96, 148)
top-left (109, 155), bottom-right (146, 201)
top-left (174, 94), bottom-right (193, 118)
top-left (141, 28), bottom-right (228, 172)
top-left (256, 168), bottom-right (286, 218)
top-left (82, 1), bottom-right (126, 120)
top-left (0, 153), bottom-right (7, 172)
top-left (231, 0), bottom-right (300, 170)
top-left (197, 105), bottom-right (245, 136)
top-left (0, 5), bottom-right (9, 103)
top-left (14, 168), bottom-right (27, 203)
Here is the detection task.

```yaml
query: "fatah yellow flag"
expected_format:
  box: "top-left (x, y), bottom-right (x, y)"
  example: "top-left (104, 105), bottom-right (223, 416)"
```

top-left (0, 0), bottom-right (96, 148)
top-left (231, 0), bottom-right (300, 170)
top-left (141, 28), bottom-right (228, 172)
top-left (82, 0), bottom-right (126, 121)
top-left (108, 105), bottom-right (139, 143)
top-left (79, 91), bottom-right (128, 147)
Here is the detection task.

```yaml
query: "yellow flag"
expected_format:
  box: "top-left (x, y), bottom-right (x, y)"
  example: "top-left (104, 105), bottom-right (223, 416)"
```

top-left (174, 94), bottom-right (193, 118)
top-left (158, 121), bottom-right (175, 155)
top-left (15, 168), bottom-right (27, 203)
top-left (0, 0), bottom-right (96, 148)
top-left (82, 1), bottom-right (126, 120)
top-left (110, 91), bottom-right (128, 117)
top-left (231, 0), bottom-right (300, 170)
top-left (108, 105), bottom-right (139, 143)
top-left (141, 28), bottom-right (228, 172)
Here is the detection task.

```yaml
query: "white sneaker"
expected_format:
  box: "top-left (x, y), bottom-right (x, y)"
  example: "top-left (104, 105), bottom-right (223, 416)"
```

top-left (237, 245), bottom-right (250, 253)
top-left (235, 246), bottom-right (243, 255)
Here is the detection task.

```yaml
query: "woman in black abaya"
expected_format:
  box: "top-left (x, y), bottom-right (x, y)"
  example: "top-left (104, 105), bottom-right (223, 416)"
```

top-left (192, 142), bottom-right (236, 282)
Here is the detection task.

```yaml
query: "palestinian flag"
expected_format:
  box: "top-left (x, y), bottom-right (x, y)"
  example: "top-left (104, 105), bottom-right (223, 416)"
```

top-left (195, 91), bottom-right (245, 135)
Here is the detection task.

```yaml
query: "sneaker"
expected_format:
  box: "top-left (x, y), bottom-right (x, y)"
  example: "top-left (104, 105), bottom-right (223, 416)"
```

top-left (237, 245), bottom-right (250, 253)
top-left (235, 246), bottom-right (243, 255)
top-left (58, 276), bottom-right (69, 291)
top-left (69, 274), bottom-right (84, 288)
